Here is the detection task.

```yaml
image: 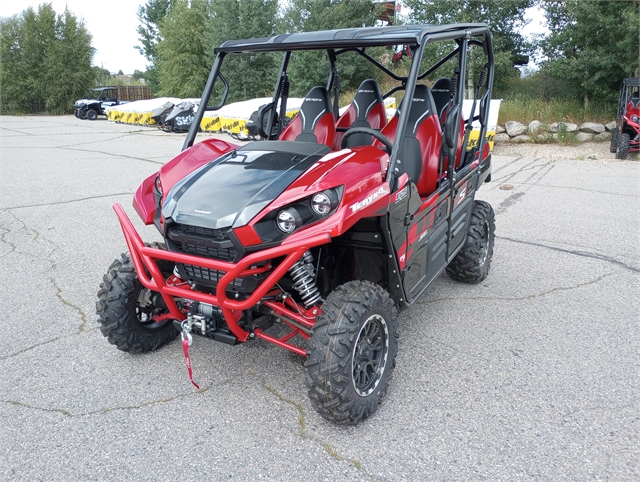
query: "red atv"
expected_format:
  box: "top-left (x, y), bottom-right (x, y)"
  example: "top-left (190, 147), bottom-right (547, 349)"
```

top-left (611, 77), bottom-right (640, 159)
top-left (97, 24), bottom-right (496, 425)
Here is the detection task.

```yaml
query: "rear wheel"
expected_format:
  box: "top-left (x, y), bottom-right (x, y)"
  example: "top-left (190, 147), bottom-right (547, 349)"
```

top-left (86, 109), bottom-right (98, 120)
top-left (305, 281), bottom-right (398, 425)
top-left (609, 127), bottom-right (619, 153)
top-left (446, 200), bottom-right (495, 283)
top-left (616, 132), bottom-right (630, 159)
top-left (96, 244), bottom-right (178, 353)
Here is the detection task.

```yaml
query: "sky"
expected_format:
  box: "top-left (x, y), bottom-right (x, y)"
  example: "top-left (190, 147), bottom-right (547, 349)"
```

top-left (0, 1), bottom-right (549, 75)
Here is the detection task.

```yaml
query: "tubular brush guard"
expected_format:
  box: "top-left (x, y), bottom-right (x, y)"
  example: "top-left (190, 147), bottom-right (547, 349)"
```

top-left (113, 203), bottom-right (329, 354)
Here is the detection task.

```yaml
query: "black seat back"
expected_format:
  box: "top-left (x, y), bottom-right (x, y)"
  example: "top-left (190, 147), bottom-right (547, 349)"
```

top-left (396, 84), bottom-right (438, 190)
top-left (431, 77), bottom-right (452, 119)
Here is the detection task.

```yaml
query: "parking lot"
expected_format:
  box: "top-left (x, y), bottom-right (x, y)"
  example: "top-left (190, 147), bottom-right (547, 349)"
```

top-left (1, 115), bottom-right (638, 480)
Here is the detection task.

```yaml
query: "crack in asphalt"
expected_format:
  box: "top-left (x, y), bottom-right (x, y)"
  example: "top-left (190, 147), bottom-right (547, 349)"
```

top-left (57, 145), bottom-right (165, 164)
top-left (2, 192), bottom-right (132, 211)
top-left (416, 271), bottom-right (618, 305)
top-left (0, 381), bottom-right (225, 418)
top-left (0, 329), bottom-right (98, 361)
top-left (55, 132), bottom-right (148, 149)
top-left (510, 181), bottom-right (639, 198)
top-left (0, 126), bottom-right (34, 136)
top-left (263, 384), bottom-right (365, 474)
top-left (490, 157), bottom-right (550, 187)
top-left (0, 212), bottom-right (92, 357)
top-left (499, 236), bottom-right (640, 273)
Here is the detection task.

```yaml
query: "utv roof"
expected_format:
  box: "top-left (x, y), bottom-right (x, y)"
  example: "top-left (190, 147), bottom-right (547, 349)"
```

top-left (623, 78), bottom-right (640, 87)
top-left (216, 24), bottom-right (489, 54)
top-left (89, 86), bottom-right (118, 91)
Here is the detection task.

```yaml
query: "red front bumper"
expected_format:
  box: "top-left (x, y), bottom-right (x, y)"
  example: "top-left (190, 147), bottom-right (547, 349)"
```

top-left (114, 203), bottom-right (329, 347)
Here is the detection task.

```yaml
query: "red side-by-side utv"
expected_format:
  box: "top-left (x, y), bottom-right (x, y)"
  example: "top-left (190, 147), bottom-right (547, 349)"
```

top-left (97, 24), bottom-right (496, 425)
top-left (611, 77), bottom-right (640, 159)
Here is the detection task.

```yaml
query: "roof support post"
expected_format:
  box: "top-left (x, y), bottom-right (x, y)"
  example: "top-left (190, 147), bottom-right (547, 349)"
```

top-left (183, 53), bottom-right (226, 151)
top-left (386, 39), bottom-right (426, 192)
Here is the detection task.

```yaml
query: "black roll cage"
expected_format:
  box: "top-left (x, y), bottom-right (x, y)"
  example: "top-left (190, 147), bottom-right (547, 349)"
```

top-left (618, 77), bottom-right (640, 119)
top-left (184, 25), bottom-right (494, 192)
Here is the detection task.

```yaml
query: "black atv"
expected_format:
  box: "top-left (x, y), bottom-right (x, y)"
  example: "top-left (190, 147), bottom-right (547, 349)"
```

top-left (74, 87), bottom-right (123, 120)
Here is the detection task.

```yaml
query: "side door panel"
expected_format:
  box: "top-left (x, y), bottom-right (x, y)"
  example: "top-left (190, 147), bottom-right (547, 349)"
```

top-left (448, 172), bottom-right (478, 259)
top-left (402, 183), bottom-right (450, 302)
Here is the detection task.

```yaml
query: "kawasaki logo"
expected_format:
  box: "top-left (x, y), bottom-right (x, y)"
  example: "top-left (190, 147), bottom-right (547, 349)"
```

top-left (350, 186), bottom-right (389, 213)
top-left (194, 209), bottom-right (211, 214)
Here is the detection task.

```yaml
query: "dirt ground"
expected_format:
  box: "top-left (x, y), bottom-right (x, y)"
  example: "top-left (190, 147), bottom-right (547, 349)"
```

top-left (492, 140), bottom-right (624, 161)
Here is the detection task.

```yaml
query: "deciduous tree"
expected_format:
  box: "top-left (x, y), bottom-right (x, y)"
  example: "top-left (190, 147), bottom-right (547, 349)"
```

top-left (404, 0), bottom-right (534, 91)
top-left (156, 0), bottom-right (210, 97)
top-left (0, 4), bottom-right (95, 114)
top-left (540, 0), bottom-right (640, 107)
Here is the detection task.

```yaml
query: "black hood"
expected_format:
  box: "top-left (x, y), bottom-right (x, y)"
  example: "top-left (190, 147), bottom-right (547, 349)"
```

top-left (162, 140), bottom-right (330, 229)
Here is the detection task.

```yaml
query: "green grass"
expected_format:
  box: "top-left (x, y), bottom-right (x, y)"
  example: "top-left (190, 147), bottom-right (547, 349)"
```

top-left (498, 95), bottom-right (615, 125)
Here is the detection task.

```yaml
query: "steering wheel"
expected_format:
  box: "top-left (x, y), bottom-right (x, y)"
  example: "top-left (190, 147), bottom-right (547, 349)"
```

top-left (341, 127), bottom-right (393, 155)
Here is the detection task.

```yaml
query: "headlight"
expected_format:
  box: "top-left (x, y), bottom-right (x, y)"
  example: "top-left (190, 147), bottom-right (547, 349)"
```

top-left (631, 115), bottom-right (639, 123)
top-left (311, 190), bottom-right (339, 215)
top-left (276, 208), bottom-right (302, 233)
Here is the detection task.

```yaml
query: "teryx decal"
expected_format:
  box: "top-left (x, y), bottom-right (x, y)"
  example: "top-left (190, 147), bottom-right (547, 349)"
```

top-left (350, 186), bottom-right (389, 213)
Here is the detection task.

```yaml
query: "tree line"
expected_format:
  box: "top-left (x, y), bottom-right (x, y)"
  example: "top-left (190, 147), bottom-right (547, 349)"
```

top-left (1, 0), bottom-right (638, 115)
top-left (0, 4), bottom-right (94, 114)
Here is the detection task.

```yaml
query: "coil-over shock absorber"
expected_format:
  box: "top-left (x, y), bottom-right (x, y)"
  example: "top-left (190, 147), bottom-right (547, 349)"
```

top-left (288, 251), bottom-right (321, 308)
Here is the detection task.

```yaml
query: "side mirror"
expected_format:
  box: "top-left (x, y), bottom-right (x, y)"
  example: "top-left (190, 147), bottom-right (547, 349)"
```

top-left (444, 104), bottom-right (460, 149)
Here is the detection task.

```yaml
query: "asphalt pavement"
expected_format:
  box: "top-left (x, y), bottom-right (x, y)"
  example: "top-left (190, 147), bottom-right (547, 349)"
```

top-left (1, 115), bottom-right (638, 481)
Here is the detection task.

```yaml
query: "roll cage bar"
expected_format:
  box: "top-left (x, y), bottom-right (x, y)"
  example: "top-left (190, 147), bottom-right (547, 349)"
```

top-left (184, 24), bottom-right (494, 192)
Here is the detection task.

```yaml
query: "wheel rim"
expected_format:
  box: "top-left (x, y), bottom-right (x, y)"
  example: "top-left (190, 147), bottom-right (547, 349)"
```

top-left (352, 314), bottom-right (389, 397)
top-left (135, 286), bottom-right (171, 330)
top-left (479, 220), bottom-right (491, 266)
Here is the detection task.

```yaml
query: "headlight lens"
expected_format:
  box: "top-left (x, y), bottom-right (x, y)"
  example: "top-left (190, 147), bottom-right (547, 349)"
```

top-left (276, 208), bottom-right (301, 233)
top-left (631, 115), bottom-right (639, 123)
top-left (311, 193), bottom-right (332, 215)
top-left (311, 189), bottom-right (339, 216)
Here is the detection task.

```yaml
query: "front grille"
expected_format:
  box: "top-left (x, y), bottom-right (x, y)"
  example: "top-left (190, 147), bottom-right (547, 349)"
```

top-left (174, 242), bottom-right (237, 260)
top-left (181, 265), bottom-right (244, 288)
top-left (175, 223), bottom-right (228, 242)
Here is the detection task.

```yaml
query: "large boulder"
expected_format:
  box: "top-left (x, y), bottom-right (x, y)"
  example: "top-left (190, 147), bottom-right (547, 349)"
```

top-left (528, 120), bottom-right (544, 136)
top-left (549, 122), bottom-right (578, 133)
top-left (605, 121), bottom-right (617, 132)
top-left (505, 120), bottom-right (527, 137)
top-left (580, 122), bottom-right (605, 134)
top-left (511, 135), bottom-right (532, 143)
top-left (494, 133), bottom-right (511, 143)
top-left (594, 132), bottom-right (612, 142)
top-left (576, 132), bottom-right (594, 142)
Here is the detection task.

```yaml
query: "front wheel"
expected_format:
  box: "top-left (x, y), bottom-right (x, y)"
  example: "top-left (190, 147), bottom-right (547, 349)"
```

top-left (96, 248), bottom-right (178, 353)
top-left (616, 132), bottom-right (630, 159)
top-left (305, 281), bottom-right (399, 425)
top-left (446, 200), bottom-right (495, 283)
top-left (86, 109), bottom-right (98, 120)
top-left (609, 127), bottom-right (619, 153)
